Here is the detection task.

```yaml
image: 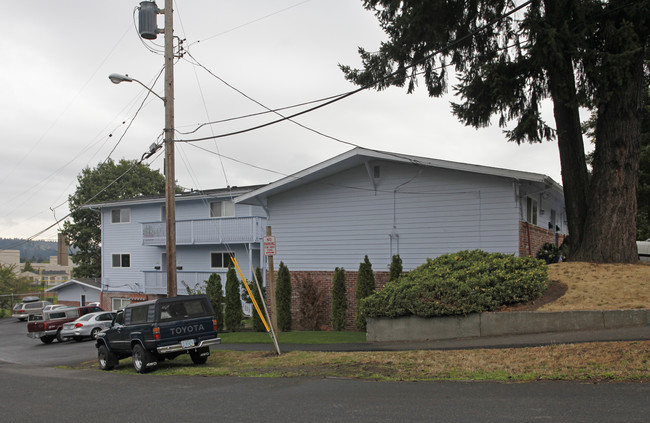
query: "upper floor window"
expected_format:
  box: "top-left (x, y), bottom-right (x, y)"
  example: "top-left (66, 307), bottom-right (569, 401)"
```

top-left (111, 208), bottom-right (131, 224)
top-left (211, 252), bottom-right (235, 268)
top-left (112, 253), bottom-right (131, 268)
top-left (526, 197), bottom-right (538, 225)
top-left (210, 201), bottom-right (235, 218)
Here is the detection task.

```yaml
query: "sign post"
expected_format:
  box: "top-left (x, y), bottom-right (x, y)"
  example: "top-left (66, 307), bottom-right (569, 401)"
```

top-left (264, 228), bottom-right (278, 334)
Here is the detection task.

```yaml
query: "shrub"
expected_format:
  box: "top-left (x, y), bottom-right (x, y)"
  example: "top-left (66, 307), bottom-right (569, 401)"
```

top-left (295, 274), bottom-right (327, 331)
top-left (276, 261), bottom-right (292, 331)
top-left (536, 242), bottom-right (565, 264)
top-left (251, 267), bottom-right (267, 332)
top-left (331, 267), bottom-right (347, 331)
top-left (361, 250), bottom-right (548, 319)
top-left (224, 266), bottom-right (243, 332)
top-left (389, 254), bottom-right (403, 282)
top-left (205, 273), bottom-right (224, 332)
top-left (355, 255), bottom-right (376, 330)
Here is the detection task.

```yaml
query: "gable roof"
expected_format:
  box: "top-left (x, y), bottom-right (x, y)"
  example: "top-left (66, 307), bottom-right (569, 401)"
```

top-left (46, 278), bottom-right (101, 293)
top-left (236, 147), bottom-right (563, 205)
top-left (83, 185), bottom-right (266, 209)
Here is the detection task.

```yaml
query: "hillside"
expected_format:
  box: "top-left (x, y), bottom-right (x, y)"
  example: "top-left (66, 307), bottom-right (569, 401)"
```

top-left (0, 238), bottom-right (58, 262)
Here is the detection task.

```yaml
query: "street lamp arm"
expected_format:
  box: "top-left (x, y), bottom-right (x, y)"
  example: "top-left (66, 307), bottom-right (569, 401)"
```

top-left (108, 73), bottom-right (165, 103)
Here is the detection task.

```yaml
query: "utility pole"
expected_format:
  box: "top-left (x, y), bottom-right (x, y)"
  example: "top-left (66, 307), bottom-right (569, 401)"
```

top-left (163, 0), bottom-right (177, 297)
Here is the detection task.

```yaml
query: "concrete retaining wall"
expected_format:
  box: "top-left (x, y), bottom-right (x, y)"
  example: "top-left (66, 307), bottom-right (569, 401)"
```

top-left (366, 309), bottom-right (650, 342)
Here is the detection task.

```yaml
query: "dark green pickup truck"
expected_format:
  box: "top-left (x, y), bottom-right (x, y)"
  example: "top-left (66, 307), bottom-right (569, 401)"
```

top-left (95, 295), bottom-right (221, 373)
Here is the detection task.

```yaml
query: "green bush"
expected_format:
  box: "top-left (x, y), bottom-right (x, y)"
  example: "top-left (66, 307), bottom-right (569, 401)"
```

top-left (361, 250), bottom-right (548, 319)
top-left (331, 267), bottom-right (347, 331)
top-left (276, 262), bottom-right (292, 332)
top-left (224, 266), bottom-right (243, 332)
top-left (205, 273), bottom-right (224, 332)
top-left (355, 255), bottom-right (376, 330)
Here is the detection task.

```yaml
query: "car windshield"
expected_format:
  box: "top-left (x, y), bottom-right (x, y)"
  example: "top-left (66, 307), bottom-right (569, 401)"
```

top-left (77, 314), bottom-right (95, 322)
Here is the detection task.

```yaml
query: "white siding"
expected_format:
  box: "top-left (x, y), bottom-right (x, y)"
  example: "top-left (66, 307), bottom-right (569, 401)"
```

top-left (267, 160), bottom-right (520, 272)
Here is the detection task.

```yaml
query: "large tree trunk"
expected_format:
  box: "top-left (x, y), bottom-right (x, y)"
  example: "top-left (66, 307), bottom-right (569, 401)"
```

top-left (542, 0), bottom-right (590, 258)
top-left (571, 24), bottom-right (645, 263)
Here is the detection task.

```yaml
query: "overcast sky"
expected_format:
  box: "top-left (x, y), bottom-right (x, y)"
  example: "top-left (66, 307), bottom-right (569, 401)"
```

top-left (0, 0), bottom-right (585, 241)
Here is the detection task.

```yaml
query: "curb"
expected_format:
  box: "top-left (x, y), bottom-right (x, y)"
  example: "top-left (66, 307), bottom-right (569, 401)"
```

top-left (367, 309), bottom-right (650, 342)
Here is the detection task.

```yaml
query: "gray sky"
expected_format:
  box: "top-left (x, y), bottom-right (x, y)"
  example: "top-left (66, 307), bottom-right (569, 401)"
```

top-left (0, 0), bottom-right (582, 241)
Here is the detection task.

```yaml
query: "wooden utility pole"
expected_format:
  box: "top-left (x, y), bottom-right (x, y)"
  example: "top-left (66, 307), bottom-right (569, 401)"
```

top-left (266, 226), bottom-right (278, 333)
top-left (163, 0), bottom-right (177, 297)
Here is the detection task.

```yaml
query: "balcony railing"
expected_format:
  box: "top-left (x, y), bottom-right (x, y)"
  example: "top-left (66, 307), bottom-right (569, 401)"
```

top-left (142, 270), bottom-right (253, 315)
top-left (142, 216), bottom-right (266, 246)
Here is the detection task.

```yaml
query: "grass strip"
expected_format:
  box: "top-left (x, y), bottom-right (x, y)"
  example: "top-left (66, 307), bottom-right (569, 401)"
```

top-left (76, 341), bottom-right (650, 382)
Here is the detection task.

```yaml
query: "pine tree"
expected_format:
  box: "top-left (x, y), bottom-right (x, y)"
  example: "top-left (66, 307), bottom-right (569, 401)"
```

top-left (252, 267), bottom-right (267, 332)
top-left (224, 266), bottom-right (243, 332)
top-left (355, 255), bottom-right (376, 330)
top-left (331, 267), bottom-right (347, 331)
top-left (205, 273), bottom-right (224, 332)
top-left (389, 254), bottom-right (403, 282)
top-left (276, 261), bottom-right (292, 332)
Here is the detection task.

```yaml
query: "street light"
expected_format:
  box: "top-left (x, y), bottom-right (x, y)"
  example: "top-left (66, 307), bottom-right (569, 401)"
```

top-left (108, 73), bottom-right (165, 103)
top-left (109, 68), bottom-right (177, 298)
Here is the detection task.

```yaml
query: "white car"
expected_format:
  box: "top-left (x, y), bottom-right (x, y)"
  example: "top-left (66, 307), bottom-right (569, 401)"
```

top-left (60, 311), bottom-right (116, 342)
top-left (638, 239), bottom-right (650, 263)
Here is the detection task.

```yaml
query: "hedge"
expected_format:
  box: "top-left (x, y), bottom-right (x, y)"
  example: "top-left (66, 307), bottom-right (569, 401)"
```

top-left (361, 250), bottom-right (548, 318)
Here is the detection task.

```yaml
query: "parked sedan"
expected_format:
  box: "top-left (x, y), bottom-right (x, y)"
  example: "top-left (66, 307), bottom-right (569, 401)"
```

top-left (60, 311), bottom-right (117, 342)
top-left (637, 239), bottom-right (650, 263)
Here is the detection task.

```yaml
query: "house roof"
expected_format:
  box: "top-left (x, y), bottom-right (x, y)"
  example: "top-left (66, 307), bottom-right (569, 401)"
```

top-left (236, 147), bottom-right (563, 205)
top-left (83, 185), bottom-right (266, 209)
top-left (46, 278), bottom-right (101, 293)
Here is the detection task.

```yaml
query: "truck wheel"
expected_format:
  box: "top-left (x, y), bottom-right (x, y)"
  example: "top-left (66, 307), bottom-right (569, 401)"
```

top-left (98, 345), bottom-right (117, 370)
top-left (132, 344), bottom-right (155, 373)
top-left (40, 336), bottom-right (54, 344)
top-left (190, 347), bottom-right (209, 365)
top-left (56, 329), bottom-right (68, 343)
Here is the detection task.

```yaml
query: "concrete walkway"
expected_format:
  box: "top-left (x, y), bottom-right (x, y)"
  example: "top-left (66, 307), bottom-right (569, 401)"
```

top-left (219, 325), bottom-right (650, 353)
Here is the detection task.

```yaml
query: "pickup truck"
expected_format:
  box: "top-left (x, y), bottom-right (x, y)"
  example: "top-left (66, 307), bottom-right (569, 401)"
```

top-left (27, 305), bottom-right (103, 343)
top-left (95, 295), bottom-right (221, 373)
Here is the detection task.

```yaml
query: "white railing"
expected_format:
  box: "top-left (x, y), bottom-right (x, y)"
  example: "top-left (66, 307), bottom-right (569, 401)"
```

top-left (142, 270), bottom-right (253, 316)
top-left (142, 216), bottom-right (266, 246)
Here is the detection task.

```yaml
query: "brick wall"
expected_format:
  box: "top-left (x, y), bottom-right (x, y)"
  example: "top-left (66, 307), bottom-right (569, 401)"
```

top-left (266, 269), bottom-right (391, 331)
top-left (100, 292), bottom-right (163, 311)
top-left (519, 221), bottom-right (566, 258)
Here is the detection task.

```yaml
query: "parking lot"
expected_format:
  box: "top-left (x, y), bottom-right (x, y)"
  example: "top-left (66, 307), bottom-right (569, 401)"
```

top-left (0, 317), bottom-right (97, 366)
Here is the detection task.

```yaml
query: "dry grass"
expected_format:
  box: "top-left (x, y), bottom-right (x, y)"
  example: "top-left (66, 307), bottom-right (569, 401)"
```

top-left (542, 262), bottom-right (650, 311)
top-left (75, 262), bottom-right (650, 381)
top-left (99, 341), bottom-right (649, 382)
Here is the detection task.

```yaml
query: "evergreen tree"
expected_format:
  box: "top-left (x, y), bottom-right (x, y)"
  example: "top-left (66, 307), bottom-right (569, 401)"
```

top-left (62, 159), bottom-right (165, 277)
top-left (331, 267), bottom-right (347, 331)
top-left (205, 273), bottom-right (224, 332)
top-left (389, 254), bottom-right (403, 282)
top-left (224, 266), bottom-right (243, 332)
top-left (342, 0), bottom-right (650, 263)
top-left (252, 267), bottom-right (267, 332)
top-left (276, 261), bottom-right (292, 332)
top-left (355, 255), bottom-right (376, 330)
top-left (22, 260), bottom-right (34, 273)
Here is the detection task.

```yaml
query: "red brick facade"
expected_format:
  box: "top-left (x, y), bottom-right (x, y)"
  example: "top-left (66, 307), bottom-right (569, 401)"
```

top-left (519, 221), bottom-right (566, 258)
top-left (100, 292), bottom-right (163, 311)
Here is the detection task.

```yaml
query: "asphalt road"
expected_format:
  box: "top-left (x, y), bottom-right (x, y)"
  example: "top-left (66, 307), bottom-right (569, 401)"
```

top-left (1, 318), bottom-right (649, 422)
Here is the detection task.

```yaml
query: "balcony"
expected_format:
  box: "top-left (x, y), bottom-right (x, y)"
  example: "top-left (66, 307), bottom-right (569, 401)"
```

top-left (142, 216), bottom-right (267, 246)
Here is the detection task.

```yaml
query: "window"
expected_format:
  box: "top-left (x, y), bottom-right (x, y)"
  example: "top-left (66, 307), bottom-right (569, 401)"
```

top-left (112, 254), bottom-right (131, 268)
top-left (526, 197), bottom-right (538, 225)
top-left (112, 299), bottom-right (130, 312)
top-left (211, 252), bottom-right (235, 268)
top-left (129, 306), bottom-right (149, 324)
top-left (111, 208), bottom-right (131, 224)
top-left (209, 201), bottom-right (235, 218)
